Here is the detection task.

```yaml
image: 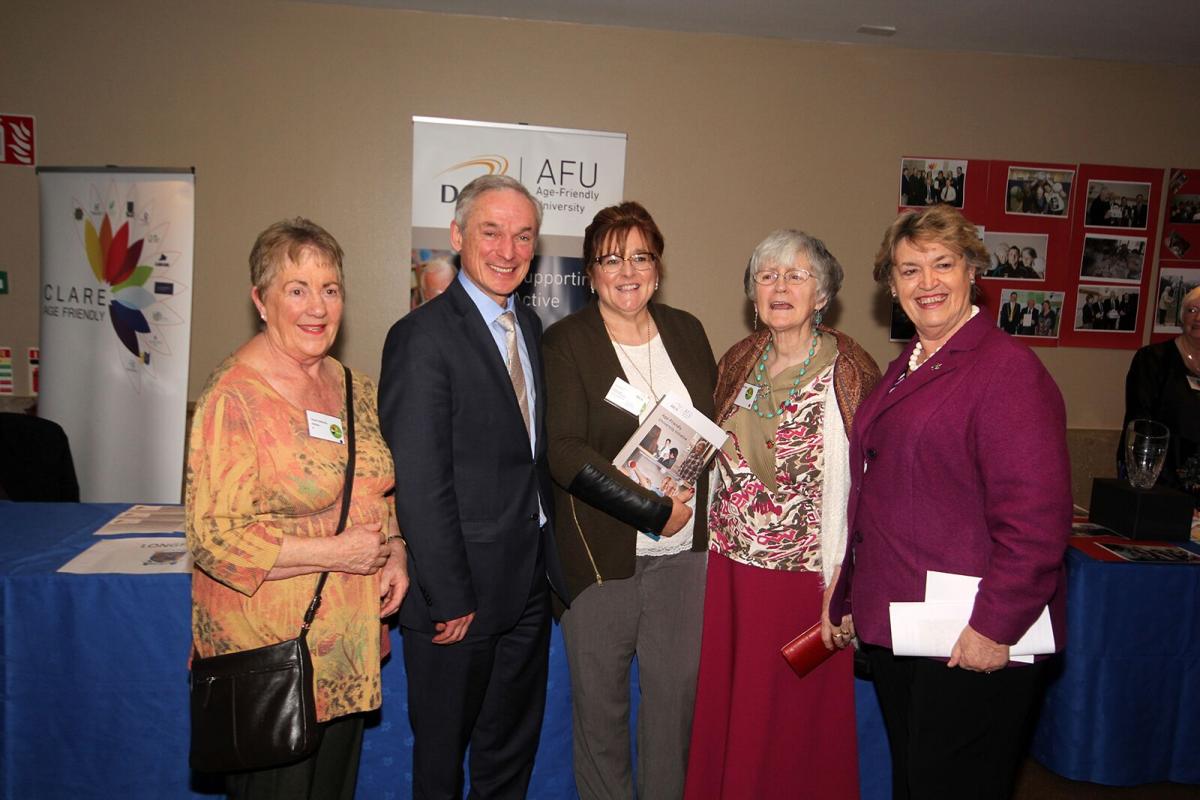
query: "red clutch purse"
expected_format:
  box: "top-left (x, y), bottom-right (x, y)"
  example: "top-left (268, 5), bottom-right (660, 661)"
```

top-left (780, 622), bottom-right (837, 679)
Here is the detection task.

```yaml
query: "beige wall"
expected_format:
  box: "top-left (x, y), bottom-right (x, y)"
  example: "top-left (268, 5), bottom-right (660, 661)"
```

top-left (2, 0), bottom-right (1198, 429)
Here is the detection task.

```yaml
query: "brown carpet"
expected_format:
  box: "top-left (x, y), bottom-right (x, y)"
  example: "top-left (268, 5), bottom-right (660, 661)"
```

top-left (1014, 759), bottom-right (1200, 799)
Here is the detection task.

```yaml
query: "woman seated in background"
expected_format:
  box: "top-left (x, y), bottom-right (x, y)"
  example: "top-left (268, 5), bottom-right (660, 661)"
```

top-left (1120, 284), bottom-right (1200, 501)
top-left (684, 229), bottom-right (879, 799)
top-left (544, 201), bottom-right (717, 800)
top-left (829, 204), bottom-right (1071, 800)
top-left (187, 218), bottom-right (408, 799)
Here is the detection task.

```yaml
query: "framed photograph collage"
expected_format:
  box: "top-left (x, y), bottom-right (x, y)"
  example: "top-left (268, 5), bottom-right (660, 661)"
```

top-left (895, 156), bottom-right (1167, 350)
top-left (1151, 167), bottom-right (1200, 343)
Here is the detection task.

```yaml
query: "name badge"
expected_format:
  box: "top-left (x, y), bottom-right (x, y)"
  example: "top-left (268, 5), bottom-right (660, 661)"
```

top-left (1188, 375), bottom-right (1200, 392)
top-left (306, 410), bottom-right (345, 444)
top-left (733, 383), bottom-right (759, 409)
top-left (604, 377), bottom-right (651, 418)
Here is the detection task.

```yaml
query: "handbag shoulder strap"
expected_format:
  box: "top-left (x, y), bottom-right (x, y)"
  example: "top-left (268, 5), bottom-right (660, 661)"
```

top-left (300, 364), bottom-right (357, 636)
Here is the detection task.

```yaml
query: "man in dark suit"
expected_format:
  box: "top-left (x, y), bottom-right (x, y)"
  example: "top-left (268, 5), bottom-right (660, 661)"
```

top-left (1086, 186), bottom-right (1111, 226)
top-left (1100, 293), bottom-right (1119, 330)
top-left (1133, 194), bottom-right (1149, 228)
top-left (1016, 299), bottom-right (1039, 336)
top-left (1082, 294), bottom-right (1097, 328)
top-left (999, 292), bottom-right (1021, 335)
top-left (379, 175), bottom-right (567, 799)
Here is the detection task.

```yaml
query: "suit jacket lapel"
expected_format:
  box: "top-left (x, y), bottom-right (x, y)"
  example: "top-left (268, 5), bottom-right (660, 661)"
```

top-left (446, 280), bottom-right (528, 432)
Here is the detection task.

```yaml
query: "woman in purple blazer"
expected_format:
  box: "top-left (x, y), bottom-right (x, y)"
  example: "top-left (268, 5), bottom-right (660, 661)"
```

top-left (827, 205), bottom-right (1071, 800)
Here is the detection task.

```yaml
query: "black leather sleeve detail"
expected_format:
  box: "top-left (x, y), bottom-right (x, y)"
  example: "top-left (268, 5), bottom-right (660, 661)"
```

top-left (567, 463), bottom-right (673, 534)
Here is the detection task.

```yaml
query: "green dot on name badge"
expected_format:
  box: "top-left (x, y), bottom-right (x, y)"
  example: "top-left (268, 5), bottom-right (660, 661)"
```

top-left (0, 271), bottom-right (8, 294)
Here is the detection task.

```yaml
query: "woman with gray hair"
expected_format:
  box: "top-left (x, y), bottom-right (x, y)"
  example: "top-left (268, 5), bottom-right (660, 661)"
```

top-left (684, 230), bottom-right (879, 798)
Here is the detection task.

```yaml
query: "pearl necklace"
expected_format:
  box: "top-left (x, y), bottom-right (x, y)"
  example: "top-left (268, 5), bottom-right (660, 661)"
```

top-left (908, 306), bottom-right (980, 374)
top-left (751, 331), bottom-right (820, 419)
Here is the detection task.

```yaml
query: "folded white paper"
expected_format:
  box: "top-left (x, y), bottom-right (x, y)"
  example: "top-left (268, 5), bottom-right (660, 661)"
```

top-left (888, 570), bottom-right (1054, 661)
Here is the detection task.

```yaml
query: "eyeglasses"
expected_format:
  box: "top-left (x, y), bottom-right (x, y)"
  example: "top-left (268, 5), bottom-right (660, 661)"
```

top-left (595, 252), bottom-right (657, 273)
top-left (753, 268), bottom-right (813, 286)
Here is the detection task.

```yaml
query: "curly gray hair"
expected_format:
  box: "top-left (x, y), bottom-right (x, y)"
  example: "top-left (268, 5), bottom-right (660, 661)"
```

top-left (743, 229), bottom-right (843, 306)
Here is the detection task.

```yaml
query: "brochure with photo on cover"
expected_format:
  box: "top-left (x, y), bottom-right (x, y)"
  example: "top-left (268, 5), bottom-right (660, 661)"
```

top-left (612, 392), bottom-right (727, 497)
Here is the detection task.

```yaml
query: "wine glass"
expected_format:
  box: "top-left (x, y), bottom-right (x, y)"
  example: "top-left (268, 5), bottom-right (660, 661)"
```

top-left (1124, 419), bottom-right (1170, 490)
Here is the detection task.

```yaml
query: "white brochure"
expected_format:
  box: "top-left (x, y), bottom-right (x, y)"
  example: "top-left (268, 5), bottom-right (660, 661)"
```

top-left (889, 570), bottom-right (1054, 662)
top-left (59, 537), bottom-right (193, 574)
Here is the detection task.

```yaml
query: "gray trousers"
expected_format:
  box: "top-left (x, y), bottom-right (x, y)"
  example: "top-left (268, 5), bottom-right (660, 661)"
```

top-left (560, 549), bottom-right (707, 800)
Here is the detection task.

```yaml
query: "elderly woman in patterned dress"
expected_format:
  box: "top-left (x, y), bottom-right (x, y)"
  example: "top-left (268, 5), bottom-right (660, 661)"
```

top-left (684, 229), bottom-right (879, 799)
top-left (187, 218), bottom-right (408, 799)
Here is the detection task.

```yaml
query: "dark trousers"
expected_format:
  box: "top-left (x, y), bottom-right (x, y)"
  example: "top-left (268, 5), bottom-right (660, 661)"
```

top-left (225, 713), bottom-right (364, 800)
top-left (402, 576), bottom-right (551, 800)
top-left (864, 645), bottom-right (1046, 800)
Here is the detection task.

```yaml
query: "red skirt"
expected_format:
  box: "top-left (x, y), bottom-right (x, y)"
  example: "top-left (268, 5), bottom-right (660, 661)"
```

top-left (684, 552), bottom-right (859, 799)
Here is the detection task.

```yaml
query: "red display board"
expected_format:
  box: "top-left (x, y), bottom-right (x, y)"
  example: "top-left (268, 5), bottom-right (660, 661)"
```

top-left (894, 156), bottom-right (1166, 350)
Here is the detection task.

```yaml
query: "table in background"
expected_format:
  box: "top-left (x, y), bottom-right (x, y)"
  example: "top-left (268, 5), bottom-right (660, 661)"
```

top-left (0, 502), bottom-right (888, 799)
top-left (1030, 542), bottom-right (1200, 786)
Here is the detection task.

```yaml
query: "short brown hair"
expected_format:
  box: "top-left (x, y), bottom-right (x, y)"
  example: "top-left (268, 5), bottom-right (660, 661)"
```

top-left (583, 202), bottom-right (666, 280)
top-left (249, 218), bottom-right (344, 296)
top-left (873, 205), bottom-right (987, 298)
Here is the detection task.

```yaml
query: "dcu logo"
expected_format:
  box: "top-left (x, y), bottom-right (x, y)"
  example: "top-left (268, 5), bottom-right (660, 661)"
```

top-left (438, 156), bottom-right (510, 203)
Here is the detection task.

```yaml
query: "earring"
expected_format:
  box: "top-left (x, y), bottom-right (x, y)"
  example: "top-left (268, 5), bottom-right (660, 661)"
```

top-left (814, 309), bottom-right (824, 327)
top-left (259, 312), bottom-right (267, 322)
top-left (753, 306), bottom-right (759, 331)
top-left (654, 281), bottom-right (659, 291)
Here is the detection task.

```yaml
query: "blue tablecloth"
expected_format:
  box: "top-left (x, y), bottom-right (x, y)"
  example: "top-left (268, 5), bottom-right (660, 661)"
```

top-left (1030, 544), bottom-right (1200, 786)
top-left (0, 502), bottom-right (890, 799)
top-left (9, 503), bottom-right (1195, 796)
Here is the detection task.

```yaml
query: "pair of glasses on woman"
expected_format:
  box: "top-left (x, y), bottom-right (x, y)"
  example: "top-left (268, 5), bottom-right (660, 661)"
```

top-left (753, 268), bottom-right (813, 285)
top-left (595, 252), bottom-right (657, 273)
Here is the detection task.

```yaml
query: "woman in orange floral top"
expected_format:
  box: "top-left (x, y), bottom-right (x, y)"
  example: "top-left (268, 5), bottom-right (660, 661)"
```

top-left (684, 230), bottom-right (879, 799)
top-left (187, 219), bottom-right (408, 799)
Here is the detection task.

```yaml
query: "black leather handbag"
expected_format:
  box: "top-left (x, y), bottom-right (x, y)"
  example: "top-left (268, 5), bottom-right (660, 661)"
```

top-left (189, 365), bottom-right (356, 773)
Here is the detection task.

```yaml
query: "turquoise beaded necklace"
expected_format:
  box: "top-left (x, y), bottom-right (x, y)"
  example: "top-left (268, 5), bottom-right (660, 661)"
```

top-left (751, 329), bottom-right (821, 419)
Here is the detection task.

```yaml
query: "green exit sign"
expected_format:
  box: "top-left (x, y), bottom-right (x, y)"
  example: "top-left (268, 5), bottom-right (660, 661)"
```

top-left (0, 270), bottom-right (8, 294)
